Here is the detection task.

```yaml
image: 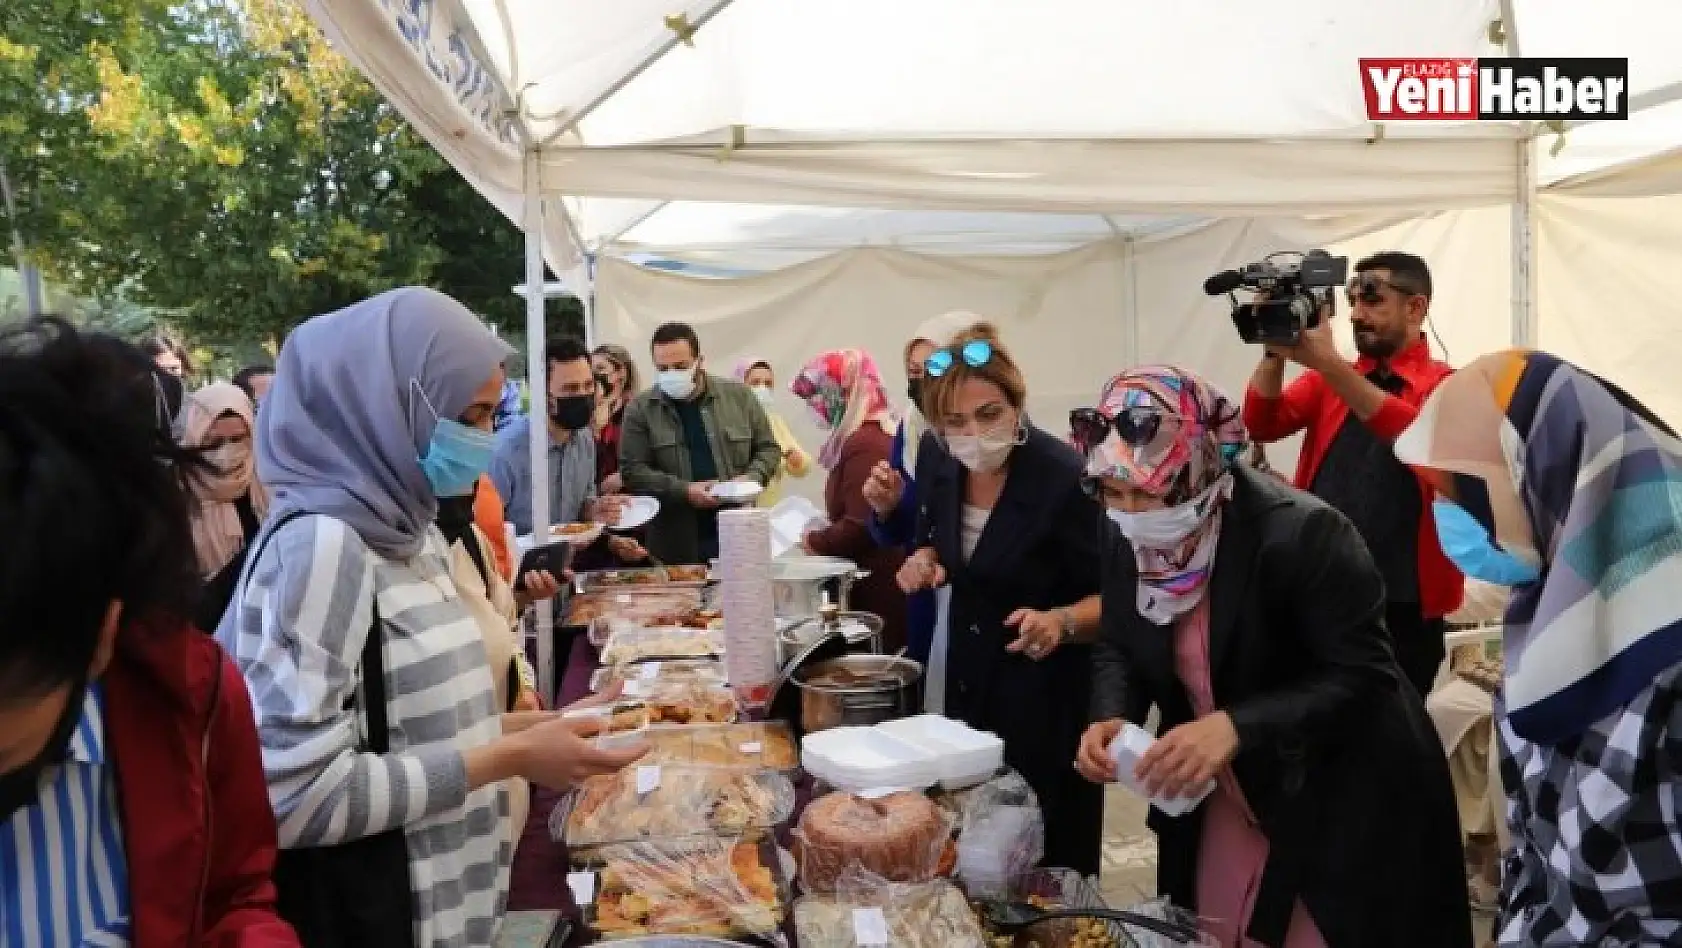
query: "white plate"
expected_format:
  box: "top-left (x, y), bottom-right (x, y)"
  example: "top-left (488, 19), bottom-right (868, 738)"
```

top-left (514, 522), bottom-right (604, 552)
top-left (709, 480), bottom-right (764, 503)
top-left (611, 495), bottom-right (660, 531)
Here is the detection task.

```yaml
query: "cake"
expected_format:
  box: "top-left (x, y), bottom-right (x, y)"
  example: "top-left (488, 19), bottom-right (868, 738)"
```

top-left (795, 791), bottom-right (953, 893)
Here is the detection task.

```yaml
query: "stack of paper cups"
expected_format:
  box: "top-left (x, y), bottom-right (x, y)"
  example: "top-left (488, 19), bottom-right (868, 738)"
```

top-left (716, 507), bottom-right (779, 709)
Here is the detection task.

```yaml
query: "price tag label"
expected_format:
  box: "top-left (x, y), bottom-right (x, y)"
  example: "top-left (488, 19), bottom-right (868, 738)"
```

top-left (738, 741), bottom-right (763, 755)
top-left (621, 679), bottom-right (645, 697)
top-left (852, 907), bottom-right (889, 947)
top-left (640, 663), bottom-right (660, 681)
top-left (635, 765), bottom-right (661, 794)
top-left (566, 871), bottom-right (596, 906)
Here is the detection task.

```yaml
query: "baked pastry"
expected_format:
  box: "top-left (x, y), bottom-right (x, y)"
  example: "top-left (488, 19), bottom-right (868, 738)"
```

top-left (562, 768), bottom-right (793, 850)
top-left (640, 684), bottom-right (738, 725)
top-left (598, 626), bottom-right (724, 665)
top-left (794, 882), bottom-right (985, 948)
top-left (796, 792), bottom-right (953, 893)
top-left (591, 841), bottom-right (782, 938)
top-left (664, 564), bottom-right (709, 583)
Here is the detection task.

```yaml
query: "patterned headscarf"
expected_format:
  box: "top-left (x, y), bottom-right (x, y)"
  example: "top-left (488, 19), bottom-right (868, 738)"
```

top-left (1396, 350), bottom-right (1682, 743)
top-left (794, 349), bottom-right (896, 469)
top-left (1085, 366), bottom-right (1249, 625)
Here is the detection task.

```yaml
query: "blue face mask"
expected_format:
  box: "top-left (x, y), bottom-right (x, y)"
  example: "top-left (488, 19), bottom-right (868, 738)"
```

top-left (1432, 499), bottom-right (1540, 587)
top-left (413, 381), bottom-right (496, 498)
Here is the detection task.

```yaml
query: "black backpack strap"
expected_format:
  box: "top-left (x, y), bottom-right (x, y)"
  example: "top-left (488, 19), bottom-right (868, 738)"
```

top-left (234, 493), bottom-right (262, 541)
top-left (459, 527), bottom-right (493, 592)
top-left (360, 599), bottom-right (389, 755)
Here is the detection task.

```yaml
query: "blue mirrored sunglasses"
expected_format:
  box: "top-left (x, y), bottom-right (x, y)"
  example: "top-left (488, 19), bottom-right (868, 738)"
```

top-left (925, 339), bottom-right (994, 378)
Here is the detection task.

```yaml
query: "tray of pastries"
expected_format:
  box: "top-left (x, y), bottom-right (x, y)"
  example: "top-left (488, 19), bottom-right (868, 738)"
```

top-left (580, 565), bottom-right (712, 591)
top-left (551, 766), bottom-right (796, 853)
top-left (565, 589), bottom-right (707, 629)
top-left (598, 625), bottom-right (726, 666)
top-left (623, 682), bottom-right (739, 725)
top-left (794, 881), bottom-right (986, 948)
top-left (577, 838), bottom-right (790, 941)
top-left (590, 659), bottom-right (727, 694)
top-left (635, 722), bottom-right (800, 774)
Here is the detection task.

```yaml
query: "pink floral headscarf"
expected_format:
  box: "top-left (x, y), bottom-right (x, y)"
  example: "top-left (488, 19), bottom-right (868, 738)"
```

top-left (1083, 366), bottom-right (1248, 624)
top-left (792, 349), bottom-right (896, 468)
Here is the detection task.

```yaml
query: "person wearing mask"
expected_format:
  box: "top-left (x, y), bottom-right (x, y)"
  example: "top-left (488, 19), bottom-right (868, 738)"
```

top-left (490, 337), bottom-right (642, 562)
top-left (219, 288), bottom-right (647, 947)
top-left (790, 349), bottom-right (908, 651)
top-left (1075, 365), bottom-right (1470, 948)
top-left (591, 344), bottom-right (638, 494)
top-left (178, 382), bottom-right (269, 632)
top-left (233, 363), bottom-right (276, 407)
top-left (736, 357), bottom-right (813, 506)
top-left (863, 311), bottom-right (975, 665)
top-left (1396, 351), bottom-right (1682, 946)
top-left (1243, 251), bottom-right (1462, 697)
top-left (890, 323), bottom-right (1105, 874)
top-left (0, 317), bottom-right (300, 946)
top-left (619, 322), bottom-right (782, 564)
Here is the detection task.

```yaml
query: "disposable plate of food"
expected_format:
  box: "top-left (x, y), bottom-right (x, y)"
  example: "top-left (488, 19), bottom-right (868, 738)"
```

top-left (571, 837), bottom-right (792, 942)
top-left (550, 766), bottom-right (796, 854)
top-left (590, 659), bottom-right (728, 694)
top-left (516, 521), bottom-right (604, 551)
top-left (598, 624), bottom-right (726, 666)
top-left (561, 700), bottom-right (653, 749)
top-left (634, 722), bottom-right (801, 775)
top-left (611, 495), bottom-right (661, 532)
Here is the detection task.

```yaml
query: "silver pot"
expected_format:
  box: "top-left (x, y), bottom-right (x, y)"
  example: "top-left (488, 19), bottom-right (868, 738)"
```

top-left (771, 555), bottom-right (865, 620)
top-left (777, 608), bottom-right (883, 665)
top-left (792, 654), bottom-right (922, 733)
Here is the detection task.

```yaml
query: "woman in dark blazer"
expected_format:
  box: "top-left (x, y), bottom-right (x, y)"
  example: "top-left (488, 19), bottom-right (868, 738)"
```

top-left (1073, 366), bottom-right (1469, 948)
top-left (895, 324), bottom-right (1105, 875)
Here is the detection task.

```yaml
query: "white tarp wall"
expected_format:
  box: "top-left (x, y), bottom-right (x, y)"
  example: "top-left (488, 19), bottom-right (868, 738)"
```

top-left (595, 207), bottom-right (1515, 497)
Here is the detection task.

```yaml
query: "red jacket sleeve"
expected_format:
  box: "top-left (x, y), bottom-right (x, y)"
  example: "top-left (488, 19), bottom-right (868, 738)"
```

top-left (202, 655), bottom-right (302, 947)
top-left (1243, 370), bottom-right (1323, 443)
top-left (804, 432), bottom-right (884, 561)
top-left (1364, 360), bottom-right (1455, 442)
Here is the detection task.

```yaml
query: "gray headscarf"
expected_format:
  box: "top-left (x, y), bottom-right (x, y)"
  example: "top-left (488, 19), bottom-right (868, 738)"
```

top-left (257, 287), bottom-right (513, 559)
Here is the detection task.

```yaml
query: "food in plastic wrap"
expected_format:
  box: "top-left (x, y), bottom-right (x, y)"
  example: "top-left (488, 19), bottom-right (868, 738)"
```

top-left (794, 791), bottom-right (956, 894)
top-left (637, 683), bottom-right (739, 724)
top-left (590, 659), bottom-right (728, 693)
top-left (636, 722), bottom-right (800, 772)
top-left (598, 624), bottom-right (726, 665)
top-left (566, 589), bottom-right (705, 628)
top-left (581, 565), bottom-right (712, 590)
top-left (794, 881), bottom-right (986, 948)
top-left (947, 770), bottom-right (1045, 898)
top-left (582, 839), bottom-right (786, 940)
top-left (562, 701), bottom-right (652, 739)
top-left (555, 767), bottom-right (795, 851)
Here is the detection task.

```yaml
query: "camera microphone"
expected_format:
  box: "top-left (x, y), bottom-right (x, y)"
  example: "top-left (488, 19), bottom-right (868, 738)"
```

top-left (1203, 269), bottom-right (1244, 296)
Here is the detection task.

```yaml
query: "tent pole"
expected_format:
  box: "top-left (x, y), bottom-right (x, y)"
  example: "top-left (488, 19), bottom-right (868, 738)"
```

top-left (1511, 136), bottom-right (1538, 349)
top-left (1121, 235), bottom-right (1140, 368)
top-left (523, 148), bottom-right (556, 702)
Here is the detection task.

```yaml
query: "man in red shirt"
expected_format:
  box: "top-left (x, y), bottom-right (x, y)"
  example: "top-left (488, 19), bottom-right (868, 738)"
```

top-left (1243, 251), bottom-right (1463, 697)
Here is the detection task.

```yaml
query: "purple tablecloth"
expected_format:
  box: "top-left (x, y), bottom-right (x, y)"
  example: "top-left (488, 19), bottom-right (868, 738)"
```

top-left (507, 631), bottom-right (597, 913)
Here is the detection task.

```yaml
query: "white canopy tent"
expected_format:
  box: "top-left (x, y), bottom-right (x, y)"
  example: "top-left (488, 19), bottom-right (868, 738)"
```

top-left (303, 0), bottom-right (1682, 696)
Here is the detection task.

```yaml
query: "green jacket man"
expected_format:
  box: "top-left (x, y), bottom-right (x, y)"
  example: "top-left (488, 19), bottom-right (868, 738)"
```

top-left (619, 322), bottom-right (782, 564)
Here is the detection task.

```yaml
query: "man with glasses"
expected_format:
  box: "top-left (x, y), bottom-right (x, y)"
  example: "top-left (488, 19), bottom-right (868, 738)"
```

top-left (1242, 251), bottom-right (1463, 697)
top-left (491, 336), bottom-right (640, 560)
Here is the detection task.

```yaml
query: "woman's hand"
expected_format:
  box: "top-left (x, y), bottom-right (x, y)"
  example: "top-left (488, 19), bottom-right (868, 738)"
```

top-left (1004, 608), bottom-right (1064, 661)
top-left (1134, 711), bottom-right (1239, 799)
top-left (1076, 719), bottom-right (1124, 784)
top-left (513, 569), bottom-right (563, 611)
top-left (607, 535), bottom-right (647, 563)
top-left (506, 717), bottom-right (648, 789)
top-left (862, 461), bottom-right (905, 518)
top-left (896, 547), bottom-right (945, 593)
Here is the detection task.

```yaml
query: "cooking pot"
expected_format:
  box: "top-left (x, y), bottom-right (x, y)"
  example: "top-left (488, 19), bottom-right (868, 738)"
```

top-left (792, 654), bottom-right (923, 733)
top-left (771, 555), bottom-right (865, 620)
top-left (778, 607), bottom-right (883, 665)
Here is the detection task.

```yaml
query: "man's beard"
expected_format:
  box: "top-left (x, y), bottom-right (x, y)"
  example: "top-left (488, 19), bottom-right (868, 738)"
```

top-left (1352, 325), bottom-right (1405, 360)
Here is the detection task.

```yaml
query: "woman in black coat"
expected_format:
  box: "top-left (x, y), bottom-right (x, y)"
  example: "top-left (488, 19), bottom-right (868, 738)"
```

top-left (1072, 366), bottom-right (1469, 948)
top-left (889, 324), bottom-right (1106, 875)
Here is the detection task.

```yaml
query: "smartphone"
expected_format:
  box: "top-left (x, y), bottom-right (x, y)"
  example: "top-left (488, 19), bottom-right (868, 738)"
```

top-left (514, 539), bottom-right (575, 591)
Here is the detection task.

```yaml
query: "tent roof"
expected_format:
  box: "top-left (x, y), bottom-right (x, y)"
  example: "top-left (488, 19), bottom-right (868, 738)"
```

top-left (305, 0), bottom-right (1682, 269)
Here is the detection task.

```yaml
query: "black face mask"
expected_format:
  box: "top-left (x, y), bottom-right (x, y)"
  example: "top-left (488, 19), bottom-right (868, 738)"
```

top-left (906, 377), bottom-right (923, 408)
top-left (0, 679), bottom-right (87, 824)
top-left (550, 394), bottom-right (595, 431)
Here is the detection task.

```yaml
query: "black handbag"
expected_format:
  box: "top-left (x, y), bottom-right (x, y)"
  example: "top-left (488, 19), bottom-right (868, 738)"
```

top-left (239, 513), bottom-right (417, 948)
top-left (192, 494), bottom-right (261, 633)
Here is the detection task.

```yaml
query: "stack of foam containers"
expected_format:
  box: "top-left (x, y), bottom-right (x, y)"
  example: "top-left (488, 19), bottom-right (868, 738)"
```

top-left (801, 716), bottom-right (1004, 793)
top-left (715, 507), bottom-right (779, 710)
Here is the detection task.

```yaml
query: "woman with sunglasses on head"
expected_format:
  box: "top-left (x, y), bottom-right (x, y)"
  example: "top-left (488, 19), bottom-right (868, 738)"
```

top-left (894, 323), bottom-right (1107, 875)
top-left (1395, 351), bottom-right (1682, 947)
top-left (1074, 366), bottom-right (1469, 948)
top-left (790, 349), bottom-right (908, 651)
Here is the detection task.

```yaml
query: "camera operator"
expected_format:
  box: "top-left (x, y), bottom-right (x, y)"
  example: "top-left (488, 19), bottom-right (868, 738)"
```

top-left (1242, 251), bottom-right (1462, 697)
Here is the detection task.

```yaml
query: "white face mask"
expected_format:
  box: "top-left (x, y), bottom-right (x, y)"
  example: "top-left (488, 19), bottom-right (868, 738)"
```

top-left (1107, 503), bottom-right (1202, 549)
top-left (751, 384), bottom-right (773, 405)
top-left (947, 426), bottom-right (1018, 474)
top-left (657, 367), bottom-right (697, 400)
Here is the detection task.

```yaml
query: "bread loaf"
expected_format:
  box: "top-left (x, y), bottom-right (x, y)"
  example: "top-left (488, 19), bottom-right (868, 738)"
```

top-left (795, 792), bottom-right (951, 893)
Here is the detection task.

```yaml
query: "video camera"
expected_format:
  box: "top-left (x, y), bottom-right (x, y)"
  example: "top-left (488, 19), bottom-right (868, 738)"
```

top-left (1203, 250), bottom-right (1348, 347)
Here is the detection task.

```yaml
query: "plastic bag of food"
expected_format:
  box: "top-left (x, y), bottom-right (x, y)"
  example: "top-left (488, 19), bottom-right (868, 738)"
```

top-left (793, 791), bottom-right (958, 895)
top-left (575, 837), bottom-right (790, 940)
top-left (950, 770), bottom-right (1045, 898)
top-left (598, 622), bottom-right (725, 665)
top-left (637, 721), bottom-right (801, 774)
top-left (551, 765), bottom-right (796, 852)
top-left (590, 658), bottom-right (728, 694)
top-left (794, 879), bottom-right (985, 948)
top-left (566, 588), bottom-right (706, 632)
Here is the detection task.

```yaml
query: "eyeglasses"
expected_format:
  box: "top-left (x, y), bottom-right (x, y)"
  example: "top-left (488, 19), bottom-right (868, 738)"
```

top-left (1346, 273), bottom-right (1417, 306)
top-left (925, 339), bottom-right (994, 378)
top-left (1068, 405), bottom-right (1169, 457)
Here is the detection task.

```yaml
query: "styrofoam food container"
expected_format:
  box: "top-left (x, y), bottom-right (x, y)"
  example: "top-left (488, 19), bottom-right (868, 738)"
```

top-left (1109, 720), bottom-right (1213, 817)
top-left (801, 726), bottom-right (940, 793)
top-left (876, 715), bottom-right (1005, 789)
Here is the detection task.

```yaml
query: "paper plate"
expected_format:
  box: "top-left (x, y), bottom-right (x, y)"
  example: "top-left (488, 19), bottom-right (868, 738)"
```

top-left (515, 522), bottom-right (604, 551)
top-left (610, 495), bottom-right (660, 531)
top-left (709, 480), bottom-right (764, 503)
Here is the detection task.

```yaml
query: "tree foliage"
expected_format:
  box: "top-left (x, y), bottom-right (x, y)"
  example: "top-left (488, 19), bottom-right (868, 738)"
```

top-left (0, 0), bottom-right (574, 350)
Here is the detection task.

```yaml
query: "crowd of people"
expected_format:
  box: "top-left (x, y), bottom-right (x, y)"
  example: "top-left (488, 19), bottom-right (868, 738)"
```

top-left (3, 248), bottom-right (1681, 947)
